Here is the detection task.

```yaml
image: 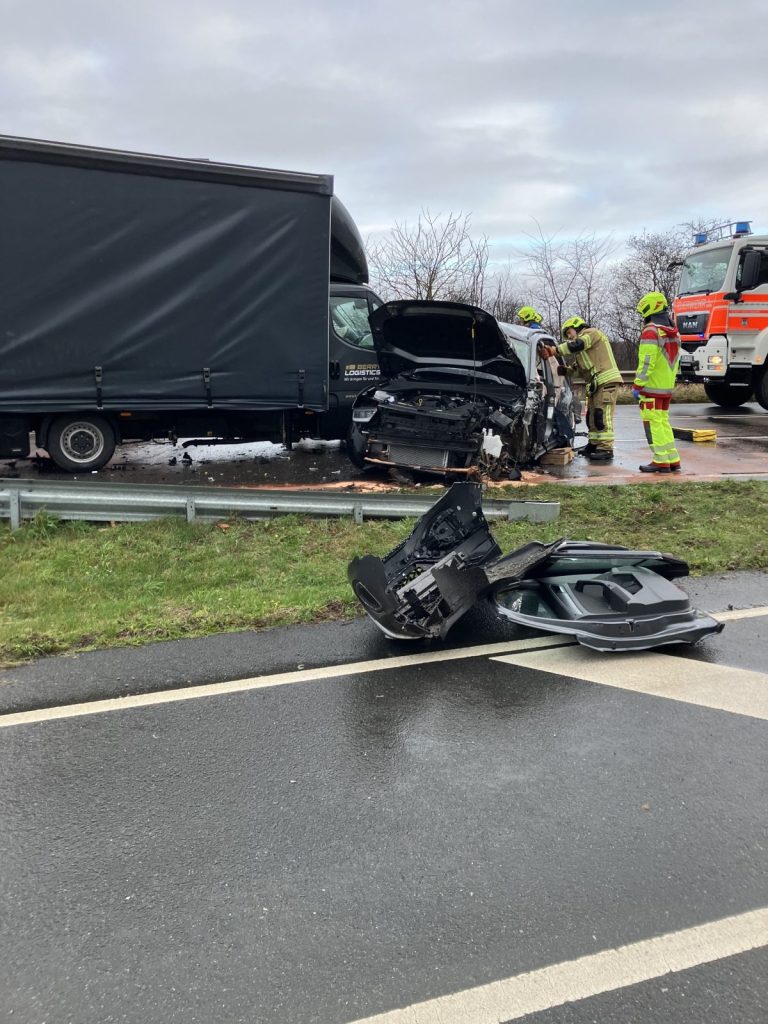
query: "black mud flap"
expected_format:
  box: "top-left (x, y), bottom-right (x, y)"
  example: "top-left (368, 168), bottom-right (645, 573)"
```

top-left (348, 483), bottom-right (724, 650)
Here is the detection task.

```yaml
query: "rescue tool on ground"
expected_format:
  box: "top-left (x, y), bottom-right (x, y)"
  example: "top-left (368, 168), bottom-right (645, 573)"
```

top-left (348, 483), bottom-right (724, 651)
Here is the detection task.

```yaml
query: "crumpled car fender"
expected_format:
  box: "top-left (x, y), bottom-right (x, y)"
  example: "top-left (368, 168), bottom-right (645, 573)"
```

top-left (348, 483), bottom-right (723, 652)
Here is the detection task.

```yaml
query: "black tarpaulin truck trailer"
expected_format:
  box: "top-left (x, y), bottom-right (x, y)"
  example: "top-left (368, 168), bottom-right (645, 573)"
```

top-left (0, 136), bottom-right (382, 470)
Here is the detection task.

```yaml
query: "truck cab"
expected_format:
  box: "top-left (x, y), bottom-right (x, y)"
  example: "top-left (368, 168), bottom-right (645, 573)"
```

top-left (300, 282), bottom-right (382, 443)
top-left (673, 222), bottom-right (768, 408)
top-left (289, 195), bottom-right (383, 444)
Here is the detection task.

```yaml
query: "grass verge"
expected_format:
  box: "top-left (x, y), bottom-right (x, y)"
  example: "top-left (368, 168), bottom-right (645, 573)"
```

top-left (1, 479), bottom-right (766, 667)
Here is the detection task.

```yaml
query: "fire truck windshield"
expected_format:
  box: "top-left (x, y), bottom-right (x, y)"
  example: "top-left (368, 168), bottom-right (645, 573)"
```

top-left (678, 246), bottom-right (731, 296)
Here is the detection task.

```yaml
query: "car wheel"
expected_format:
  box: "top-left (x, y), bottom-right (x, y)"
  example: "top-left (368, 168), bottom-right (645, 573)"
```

top-left (345, 422), bottom-right (368, 469)
top-left (703, 382), bottom-right (753, 408)
top-left (47, 415), bottom-right (116, 472)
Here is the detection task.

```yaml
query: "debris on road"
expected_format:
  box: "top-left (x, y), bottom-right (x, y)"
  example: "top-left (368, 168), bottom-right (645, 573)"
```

top-left (348, 482), bottom-right (724, 651)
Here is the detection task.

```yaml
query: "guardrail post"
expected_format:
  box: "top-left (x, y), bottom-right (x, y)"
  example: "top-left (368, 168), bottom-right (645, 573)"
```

top-left (9, 488), bottom-right (21, 531)
top-left (353, 502), bottom-right (364, 524)
top-left (186, 497), bottom-right (196, 523)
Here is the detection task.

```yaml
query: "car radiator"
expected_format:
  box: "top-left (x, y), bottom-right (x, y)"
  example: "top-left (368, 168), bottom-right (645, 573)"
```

top-left (388, 443), bottom-right (450, 468)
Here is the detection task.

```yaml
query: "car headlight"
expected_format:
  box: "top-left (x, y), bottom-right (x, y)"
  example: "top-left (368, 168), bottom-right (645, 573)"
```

top-left (709, 355), bottom-right (723, 366)
top-left (353, 406), bottom-right (378, 423)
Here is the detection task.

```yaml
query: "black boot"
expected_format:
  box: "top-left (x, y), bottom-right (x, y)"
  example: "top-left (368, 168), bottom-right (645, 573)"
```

top-left (588, 449), bottom-right (613, 462)
top-left (639, 462), bottom-right (670, 473)
top-left (577, 442), bottom-right (596, 457)
top-left (669, 462), bottom-right (682, 472)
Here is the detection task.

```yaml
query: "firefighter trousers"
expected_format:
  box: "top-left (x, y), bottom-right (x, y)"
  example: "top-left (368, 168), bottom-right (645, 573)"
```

top-left (587, 384), bottom-right (619, 451)
top-left (639, 395), bottom-right (681, 467)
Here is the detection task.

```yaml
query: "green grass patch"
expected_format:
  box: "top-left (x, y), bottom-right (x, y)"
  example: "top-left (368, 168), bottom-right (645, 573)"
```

top-left (1, 479), bottom-right (766, 666)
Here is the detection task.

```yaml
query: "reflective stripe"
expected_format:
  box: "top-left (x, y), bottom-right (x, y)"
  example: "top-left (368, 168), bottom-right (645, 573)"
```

top-left (595, 369), bottom-right (623, 386)
top-left (635, 353), bottom-right (651, 383)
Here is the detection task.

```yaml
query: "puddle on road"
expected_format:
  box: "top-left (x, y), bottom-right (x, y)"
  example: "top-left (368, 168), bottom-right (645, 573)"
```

top-left (2, 438), bottom-right (368, 488)
top-left (1, 404), bottom-right (766, 489)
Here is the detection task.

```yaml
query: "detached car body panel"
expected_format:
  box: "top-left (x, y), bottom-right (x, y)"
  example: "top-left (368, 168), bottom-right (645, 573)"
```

top-left (348, 301), bottom-right (578, 478)
top-left (348, 483), bottom-right (723, 652)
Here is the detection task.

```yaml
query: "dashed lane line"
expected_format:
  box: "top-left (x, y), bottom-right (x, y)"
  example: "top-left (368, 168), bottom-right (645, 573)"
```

top-left (711, 605), bottom-right (768, 622)
top-left (0, 635), bottom-right (571, 729)
top-left (493, 647), bottom-right (768, 721)
top-left (1, 605), bottom-right (765, 730)
top-left (345, 906), bottom-right (768, 1024)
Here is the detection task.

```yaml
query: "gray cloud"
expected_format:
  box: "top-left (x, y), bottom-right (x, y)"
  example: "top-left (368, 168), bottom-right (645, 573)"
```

top-left (1, 0), bottom-right (766, 251)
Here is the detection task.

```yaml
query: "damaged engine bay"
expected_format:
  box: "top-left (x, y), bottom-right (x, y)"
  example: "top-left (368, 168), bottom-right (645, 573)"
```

top-left (348, 482), bottom-right (724, 652)
top-left (348, 302), bottom-right (578, 479)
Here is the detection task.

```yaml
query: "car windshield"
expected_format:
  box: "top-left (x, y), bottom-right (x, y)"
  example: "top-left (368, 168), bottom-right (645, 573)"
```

top-left (678, 247), bottom-right (732, 295)
top-left (330, 295), bottom-right (375, 348)
top-left (498, 325), bottom-right (535, 378)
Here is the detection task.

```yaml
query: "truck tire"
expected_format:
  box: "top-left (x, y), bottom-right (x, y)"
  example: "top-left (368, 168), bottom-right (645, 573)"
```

top-left (703, 382), bottom-right (753, 408)
top-left (754, 367), bottom-right (768, 411)
top-left (47, 415), bottom-right (116, 472)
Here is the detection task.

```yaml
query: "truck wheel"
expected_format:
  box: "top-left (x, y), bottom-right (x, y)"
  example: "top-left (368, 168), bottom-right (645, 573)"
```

top-left (47, 415), bottom-right (116, 472)
top-left (345, 423), bottom-right (368, 469)
top-left (703, 382), bottom-right (753, 408)
top-left (754, 368), bottom-right (768, 411)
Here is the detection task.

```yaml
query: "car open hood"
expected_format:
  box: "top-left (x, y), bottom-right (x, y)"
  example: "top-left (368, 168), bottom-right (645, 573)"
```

top-left (348, 483), bottom-right (724, 651)
top-left (369, 301), bottom-right (527, 386)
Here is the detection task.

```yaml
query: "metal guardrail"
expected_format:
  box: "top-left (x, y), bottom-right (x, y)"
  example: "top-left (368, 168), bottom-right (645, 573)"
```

top-left (0, 479), bottom-right (560, 530)
top-left (574, 371), bottom-right (635, 384)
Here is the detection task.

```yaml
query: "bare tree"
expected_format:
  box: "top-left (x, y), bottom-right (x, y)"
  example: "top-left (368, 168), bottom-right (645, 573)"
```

top-left (368, 209), bottom-right (490, 304)
top-left (605, 217), bottom-right (725, 366)
top-left (481, 265), bottom-right (525, 323)
top-left (515, 225), bottom-right (615, 336)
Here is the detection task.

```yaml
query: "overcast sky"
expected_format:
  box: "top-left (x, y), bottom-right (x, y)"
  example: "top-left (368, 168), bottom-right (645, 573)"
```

top-left (2, 0), bottom-right (767, 254)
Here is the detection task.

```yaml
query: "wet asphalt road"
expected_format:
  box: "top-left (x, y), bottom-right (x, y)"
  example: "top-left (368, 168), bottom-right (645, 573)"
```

top-left (1, 574), bottom-right (767, 1023)
top-left (2, 402), bottom-right (767, 488)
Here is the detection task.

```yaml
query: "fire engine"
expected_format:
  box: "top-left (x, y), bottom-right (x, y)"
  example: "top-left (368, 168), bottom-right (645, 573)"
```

top-left (673, 221), bottom-right (768, 409)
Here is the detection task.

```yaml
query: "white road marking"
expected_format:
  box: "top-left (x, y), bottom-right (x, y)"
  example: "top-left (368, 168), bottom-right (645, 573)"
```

top-left (493, 647), bottom-right (768, 721)
top-left (712, 605), bottom-right (768, 622)
top-left (1, 604), bottom-right (765, 730)
top-left (0, 635), bottom-right (571, 729)
top-left (346, 906), bottom-right (768, 1024)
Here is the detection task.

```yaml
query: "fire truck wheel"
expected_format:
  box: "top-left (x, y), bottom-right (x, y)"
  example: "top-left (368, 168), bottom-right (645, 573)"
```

top-left (703, 382), bottom-right (754, 408)
top-left (754, 368), bottom-right (768, 412)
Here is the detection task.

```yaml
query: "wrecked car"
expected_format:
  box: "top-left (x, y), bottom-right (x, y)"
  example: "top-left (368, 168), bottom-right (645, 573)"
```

top-left (348, 482), bottom-right (723, 652)
top-left (346, 301), bottom-right (579, 479)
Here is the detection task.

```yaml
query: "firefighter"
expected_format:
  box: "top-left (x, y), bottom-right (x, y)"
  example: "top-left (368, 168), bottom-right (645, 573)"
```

top-left (516, 306), bottom-right (544, 329)
top-left (633, 291), bottom-right (681, 473)
top-left (539, 317), bottom-right (623, 460)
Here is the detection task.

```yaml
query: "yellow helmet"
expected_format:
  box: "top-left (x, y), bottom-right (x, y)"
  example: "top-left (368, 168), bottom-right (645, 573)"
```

top-left (517, 305), bottom-right (543, 325)
top-left (636, 291), bottom-right (668, 318)
top-left (561, 315), bottom-right (585, 338)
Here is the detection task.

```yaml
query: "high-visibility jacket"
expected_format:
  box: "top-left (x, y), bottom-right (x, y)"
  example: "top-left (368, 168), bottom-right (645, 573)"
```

top-left (634, 321), bottom-right (680, 396)
top-left (556, 327), bottom-right (622, 390)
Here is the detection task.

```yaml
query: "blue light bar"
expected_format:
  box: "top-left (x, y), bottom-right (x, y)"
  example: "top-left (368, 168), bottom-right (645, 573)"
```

top-left (694, 232), bottom-right (708, 245)
top-left (734, 221), bottom-right (752, 236)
